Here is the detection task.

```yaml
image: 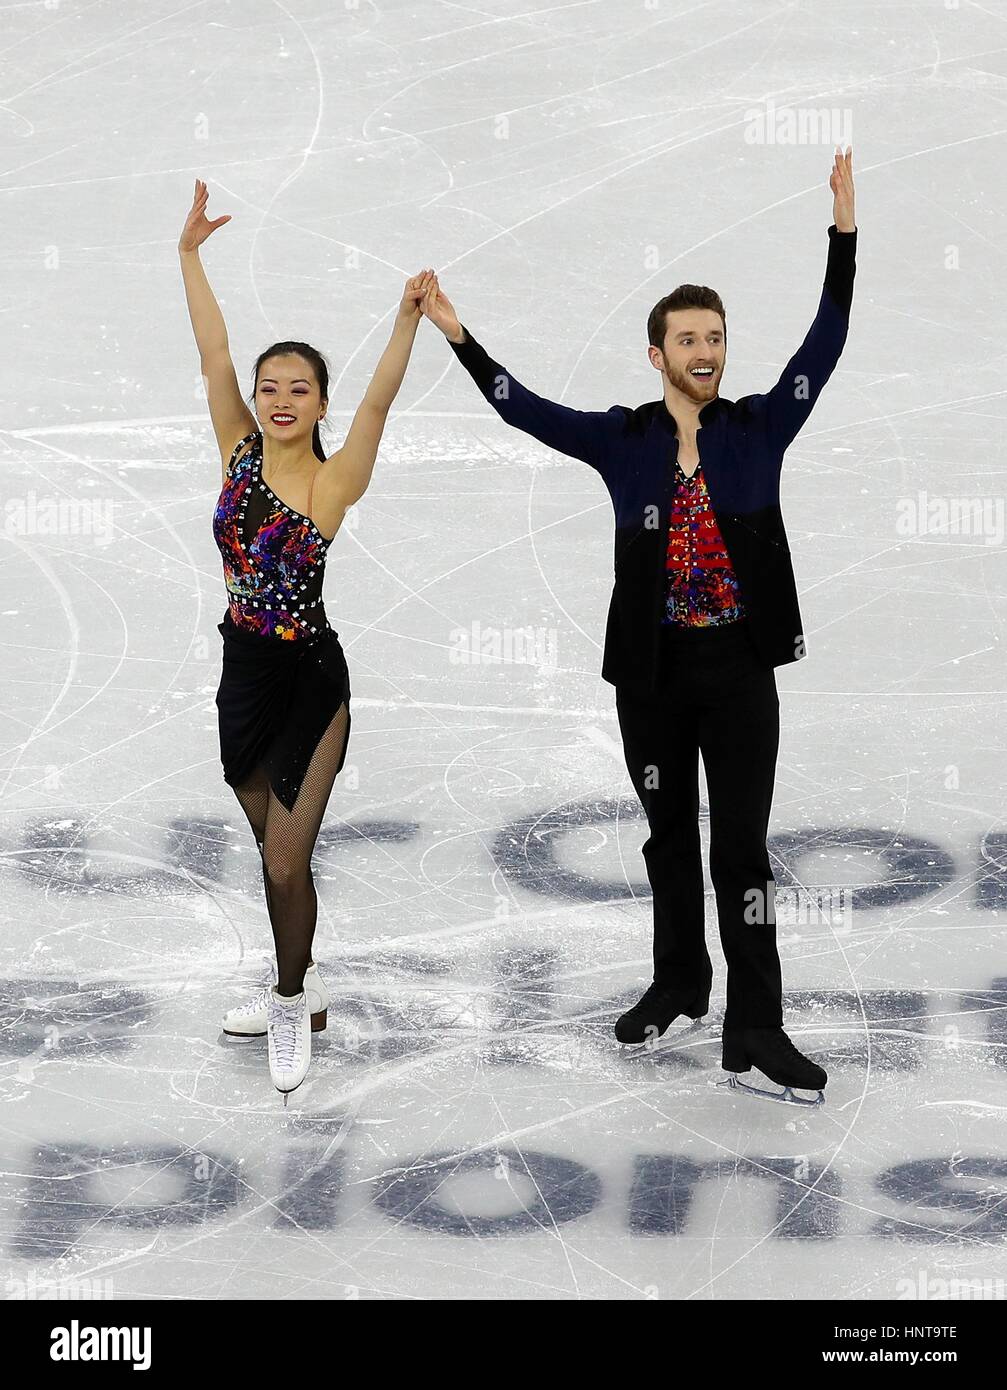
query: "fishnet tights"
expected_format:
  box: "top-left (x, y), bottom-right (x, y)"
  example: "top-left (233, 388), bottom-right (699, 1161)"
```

top-left (231, 702), bottom-right (350, 997)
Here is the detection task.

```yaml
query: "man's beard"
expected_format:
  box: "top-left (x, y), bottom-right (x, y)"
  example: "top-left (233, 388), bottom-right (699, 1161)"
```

top-left (665, 357), bottom-right (718, 400)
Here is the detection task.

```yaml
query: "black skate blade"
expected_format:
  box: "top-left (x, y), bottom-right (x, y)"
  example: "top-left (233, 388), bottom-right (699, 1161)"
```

top-left (717, 1072), bottom-right (825, 1107)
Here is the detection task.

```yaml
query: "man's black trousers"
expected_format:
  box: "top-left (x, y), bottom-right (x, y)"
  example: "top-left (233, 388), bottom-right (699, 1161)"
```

top-left (614, 617), bottom-right (783, 1029)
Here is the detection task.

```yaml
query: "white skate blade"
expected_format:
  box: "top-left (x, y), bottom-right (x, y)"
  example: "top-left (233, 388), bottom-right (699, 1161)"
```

top-left (717, 1071), bottom-right (825, 1107)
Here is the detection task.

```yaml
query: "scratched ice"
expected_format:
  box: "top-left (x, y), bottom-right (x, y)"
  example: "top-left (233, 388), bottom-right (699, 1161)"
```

top-left (1, 0), bottom-right (1006, 1301)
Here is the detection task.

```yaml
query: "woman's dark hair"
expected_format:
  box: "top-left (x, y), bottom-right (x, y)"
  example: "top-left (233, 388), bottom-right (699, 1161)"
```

top-left (647, 286), bottom-right (727, 353)
top-left (248, 341), bottom-right (330, 462)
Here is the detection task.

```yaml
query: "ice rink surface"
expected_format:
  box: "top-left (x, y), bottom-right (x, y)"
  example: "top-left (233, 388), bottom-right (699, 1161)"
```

top-left (1, 0), bottom-right (1006, 1300)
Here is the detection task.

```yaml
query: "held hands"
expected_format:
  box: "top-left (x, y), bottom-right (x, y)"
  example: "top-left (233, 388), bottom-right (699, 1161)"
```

top-left (419, 273), bottom-right (463, 343)
top-left (830, 146), bottom-right (855, 232)
top-left (397, 268), bottom-right (436, 325)
top-left (178, 178), bottom-right (232, 253)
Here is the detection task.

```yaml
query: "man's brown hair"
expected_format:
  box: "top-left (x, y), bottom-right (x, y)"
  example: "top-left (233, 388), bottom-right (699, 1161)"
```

top-left (647, 285), bottom-right (727, 352)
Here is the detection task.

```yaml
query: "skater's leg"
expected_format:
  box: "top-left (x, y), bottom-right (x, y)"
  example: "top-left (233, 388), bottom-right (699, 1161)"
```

top-left (232, 765), bottom-right (285, 938)
top-left (261, 702), bottom-right (350, 998)
top-left (233, 766), bottom-right (269, 849)
top-left (615, 684), bottom-right (712, 993)
top-left (696, 641), bottom-right (783, 1029)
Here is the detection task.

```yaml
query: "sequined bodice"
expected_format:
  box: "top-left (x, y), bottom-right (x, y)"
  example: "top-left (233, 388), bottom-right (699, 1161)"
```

top-left (212, 431), bottom-right (332, 640)
top-left (663, 457), bottom-right (745, 626)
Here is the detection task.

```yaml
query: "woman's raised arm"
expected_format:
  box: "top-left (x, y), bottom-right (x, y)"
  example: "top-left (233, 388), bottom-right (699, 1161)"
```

top-left (178, 178), bottom-right (232, 356)
top-left (313, 270), bottom-right (434, 528)
top-left (177, 180), bottom-right (254, 476)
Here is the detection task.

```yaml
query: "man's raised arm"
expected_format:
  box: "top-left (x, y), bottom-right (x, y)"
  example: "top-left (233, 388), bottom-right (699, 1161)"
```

top-left (755, 147), bottom-right (858, 458)
top-left (421, 276), bottom-right (624, 474)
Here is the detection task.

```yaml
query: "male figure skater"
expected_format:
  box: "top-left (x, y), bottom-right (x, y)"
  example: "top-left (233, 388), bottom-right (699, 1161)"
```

top-left (421, 149), bottom-right (856, 1104)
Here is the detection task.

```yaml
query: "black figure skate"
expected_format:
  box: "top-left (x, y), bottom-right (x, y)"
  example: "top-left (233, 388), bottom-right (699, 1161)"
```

top-left (719, 1026), bottom-right (827, 1106)
top-left (615, 979), bottom-right (712, 1051)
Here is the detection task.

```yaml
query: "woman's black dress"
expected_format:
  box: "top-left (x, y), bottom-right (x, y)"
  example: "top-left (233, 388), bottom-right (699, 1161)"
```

top-left (211, 431), bottom-right (351, 813)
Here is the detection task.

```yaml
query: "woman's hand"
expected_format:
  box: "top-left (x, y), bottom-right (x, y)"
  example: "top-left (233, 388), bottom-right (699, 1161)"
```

top-left (419, 273), bottom-right (463, 343)
top-left (830, 146), bottom-right (855, 232)
top-left (397, 268), bottom-right (436, 324)
top-left (178, 178), bottom-right (232, 253)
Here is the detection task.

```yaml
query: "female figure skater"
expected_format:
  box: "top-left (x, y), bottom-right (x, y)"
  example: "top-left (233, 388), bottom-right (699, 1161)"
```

top-left (178, 179), bottom-right (432, 1102)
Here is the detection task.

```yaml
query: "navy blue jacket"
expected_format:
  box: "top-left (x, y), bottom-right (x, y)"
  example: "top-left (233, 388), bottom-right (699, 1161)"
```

top-left (448, 224), bottom-right (857, 693)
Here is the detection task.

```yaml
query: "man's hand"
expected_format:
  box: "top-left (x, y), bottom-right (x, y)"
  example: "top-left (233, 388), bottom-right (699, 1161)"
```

top-left (420, 273), bottom-right (464, 343)
top-left (830, 146), bottom-right (855, 232)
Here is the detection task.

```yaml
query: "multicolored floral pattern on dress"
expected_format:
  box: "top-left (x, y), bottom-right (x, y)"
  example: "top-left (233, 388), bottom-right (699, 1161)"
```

top-left (212, 431), bottom-right (331, 641)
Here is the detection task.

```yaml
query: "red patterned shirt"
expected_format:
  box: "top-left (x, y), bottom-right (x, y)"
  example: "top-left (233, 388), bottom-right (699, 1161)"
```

top-left (664, 457), bottom-right (745, 625)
